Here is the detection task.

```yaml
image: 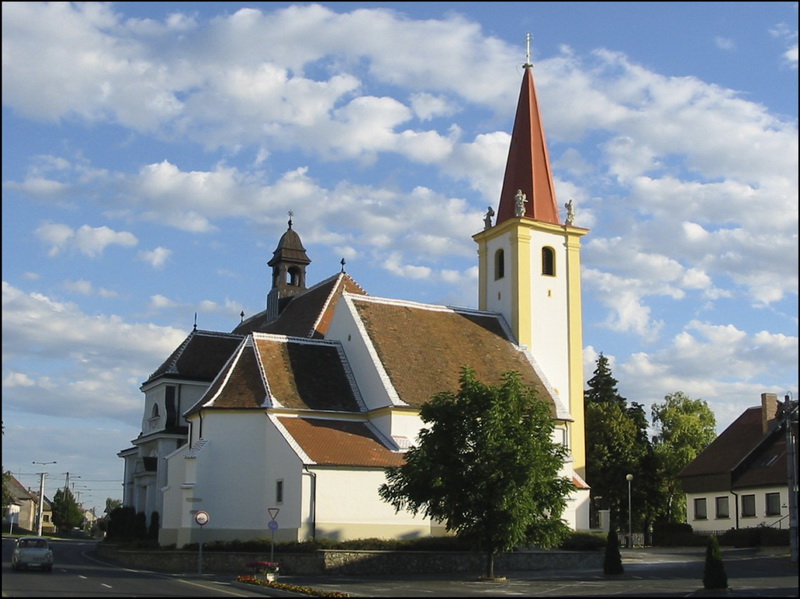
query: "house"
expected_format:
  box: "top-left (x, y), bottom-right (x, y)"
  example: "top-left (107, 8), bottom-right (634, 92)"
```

top-left (5, 473), bottom-right (55, 533)
top-left (678, 393), bottom-right (797, 532)
top-left (119, 56), bottom-right (592, 548)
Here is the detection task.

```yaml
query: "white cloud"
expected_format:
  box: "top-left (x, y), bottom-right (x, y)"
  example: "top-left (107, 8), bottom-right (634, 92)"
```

top-left (714, 37), bottom-right (735, 51)
top-left (34, 222), bottom-right (138, 257)
top-left (1, 281), bottom-right (187, 422)
top-left (138, 247), bottom-right (172, 269)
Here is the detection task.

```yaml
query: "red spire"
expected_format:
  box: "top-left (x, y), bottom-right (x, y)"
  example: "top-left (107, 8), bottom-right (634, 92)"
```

top-left (495, 65), bottom-right (560, 226)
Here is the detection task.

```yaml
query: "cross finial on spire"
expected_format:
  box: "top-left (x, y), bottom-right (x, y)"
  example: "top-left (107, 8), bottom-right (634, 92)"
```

top-left (524, 32), bottom-right (533, 68)
top-left (288, 210), bottom-right (294, 229)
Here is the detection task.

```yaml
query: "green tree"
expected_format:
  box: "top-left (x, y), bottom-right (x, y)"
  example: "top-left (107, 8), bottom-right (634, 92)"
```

top-left (105, 497), bottom-right (122, 515)
top-left (52, 488), bottom-right (84, 532)
top-left (585, 353), bottom-right (626, 407)
top-left (603, 529), bottom-right (624, 575)
top-left (379, 367), bottom-right (574, 579)
top-left (702, 534), bottom-right (728, 589)
top-left (2, 471), bottom-right (13, 517)
top-left (651, 391), bottom-right (717, 522)
top-left (584, 353), bottom-right (658, 535)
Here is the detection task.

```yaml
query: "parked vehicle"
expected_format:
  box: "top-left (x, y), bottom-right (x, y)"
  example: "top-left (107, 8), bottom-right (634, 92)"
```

top-left (11, 536), bottom-right (54, 571)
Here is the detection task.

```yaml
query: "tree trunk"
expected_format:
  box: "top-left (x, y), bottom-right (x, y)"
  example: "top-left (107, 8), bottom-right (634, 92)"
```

top-left (486, 549), bottom-right (495, 579)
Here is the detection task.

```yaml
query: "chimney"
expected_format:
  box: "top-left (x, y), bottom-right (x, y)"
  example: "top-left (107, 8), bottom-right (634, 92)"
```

top-left (761, 393), bottom-right (778, 434)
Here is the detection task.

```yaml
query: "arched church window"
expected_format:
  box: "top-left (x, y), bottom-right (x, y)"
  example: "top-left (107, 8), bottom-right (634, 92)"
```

top-left (151, 403), bottom-right (159, 418)
top-left (542, 247), bottom-right (555, 276)
top-left (495, 249), bottom-right (505, 280)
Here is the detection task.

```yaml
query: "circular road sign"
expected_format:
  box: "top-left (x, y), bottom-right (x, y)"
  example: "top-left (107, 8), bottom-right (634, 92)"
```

top-left (194, 510), bottom-right (210, 526)
top-left (268, 520), bottom-right (279, 532)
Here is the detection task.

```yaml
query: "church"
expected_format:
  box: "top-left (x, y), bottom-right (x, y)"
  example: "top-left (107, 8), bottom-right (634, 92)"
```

top-left (119, 54), bottom-right (591, 548)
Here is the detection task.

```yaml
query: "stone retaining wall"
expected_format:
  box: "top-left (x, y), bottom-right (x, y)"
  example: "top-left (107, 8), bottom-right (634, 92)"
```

top-left (95, 544), bottom-right (602, 576)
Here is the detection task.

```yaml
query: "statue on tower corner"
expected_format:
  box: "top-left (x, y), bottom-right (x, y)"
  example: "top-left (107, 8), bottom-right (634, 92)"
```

top-left (483, 206), bottom-right (495, 229)
top-left (565, 199), bottom-right (575, 225)
top-left (514, 189), bottom-right (527, 217)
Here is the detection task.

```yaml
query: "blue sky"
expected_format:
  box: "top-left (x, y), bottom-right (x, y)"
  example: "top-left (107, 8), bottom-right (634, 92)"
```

top-left (2, 2), bottom-right (797, 514)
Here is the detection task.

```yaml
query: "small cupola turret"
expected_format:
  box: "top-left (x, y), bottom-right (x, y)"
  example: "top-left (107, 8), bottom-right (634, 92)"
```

top-left (266, 213), bottom-right (311, 318)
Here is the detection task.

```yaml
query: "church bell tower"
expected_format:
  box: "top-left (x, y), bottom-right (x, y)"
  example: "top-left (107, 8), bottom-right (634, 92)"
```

top-left (266, 213), bottom-right (311, 320)
top-left (473, 40), bottom-right (589, 478)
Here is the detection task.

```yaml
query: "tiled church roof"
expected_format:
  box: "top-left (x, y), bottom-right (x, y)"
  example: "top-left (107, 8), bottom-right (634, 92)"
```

top-left (144, 329), bottom-right (243, 385)
top-left (277, 416), bottom-right (405, 467)
top-left (351, 295), bottom-right (561, 416)
top-left (232, 273), bottom-right (367, 338)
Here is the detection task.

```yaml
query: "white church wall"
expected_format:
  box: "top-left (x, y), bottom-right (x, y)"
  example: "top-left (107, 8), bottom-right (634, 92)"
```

top-left (326, 295), bottom-right (397, 413)
top-left (311, 467), bottom-right (437, 541)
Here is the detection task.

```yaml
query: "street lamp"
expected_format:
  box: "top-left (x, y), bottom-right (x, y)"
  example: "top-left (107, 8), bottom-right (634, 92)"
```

top-left (626, 474), bottom-right (634, 549)
top-left (32, 461), bottom-right (57, 536)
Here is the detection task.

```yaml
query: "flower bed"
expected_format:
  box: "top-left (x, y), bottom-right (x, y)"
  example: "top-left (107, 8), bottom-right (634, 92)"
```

top-left (235, 574), bottom-right (351, 597)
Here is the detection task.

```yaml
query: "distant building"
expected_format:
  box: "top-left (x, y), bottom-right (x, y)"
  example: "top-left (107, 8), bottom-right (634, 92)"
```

top-left (119, 57), bottom-right (592, 547)
top-left (678, 393), bottom-right (797, 532)
top-left (5, 473), bottom-right (54, 533)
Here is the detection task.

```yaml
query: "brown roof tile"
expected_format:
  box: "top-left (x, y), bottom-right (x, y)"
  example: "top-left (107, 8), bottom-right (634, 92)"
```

top-left (277, 417), bottom-right (405, 467)
top-left (352, 297), bottom-right (557, 415)
top-left (678, 407), bottom-right (769, 477)
top-left (187, 334), bottom-right (363, 415)
top-left (678, 405), bottom-right (789, 489)
top-left (254, 336), bottom-right (362, 411)
top-left (232, 273), bottom-right (367, 338)
top-left (144, 330), bottom-right (243, 385)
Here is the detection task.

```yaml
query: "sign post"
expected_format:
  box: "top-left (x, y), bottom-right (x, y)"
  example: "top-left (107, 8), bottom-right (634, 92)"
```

top-left (194, 510), bottom-right (210, 575)
top-left (267, 508), bottom-right (279, 562)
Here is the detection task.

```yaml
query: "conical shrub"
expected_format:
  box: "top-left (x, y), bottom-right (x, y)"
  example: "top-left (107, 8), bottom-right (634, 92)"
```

top-left (702, 534), bottom-right (728, 590)
top-left (603, 529), bottom-right (624, 575)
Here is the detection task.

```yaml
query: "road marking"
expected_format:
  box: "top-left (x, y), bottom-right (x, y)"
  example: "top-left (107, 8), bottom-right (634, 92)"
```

top-left (180, 579), bottom-right (255, 596)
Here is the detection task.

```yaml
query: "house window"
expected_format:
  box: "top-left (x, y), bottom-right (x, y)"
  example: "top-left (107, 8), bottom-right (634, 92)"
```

top-left (694, 498), bottom-right (707, 520)
top-left (276, 480), bottom-right (284, 504)
top-left (715, 496), bottom-right (729, 519)
top-left (765, 492), bottom-right (781, 516)
top-left (541, 247), bottom-right (555, 276)
top-left (741, 494), bottom-right (756, 518)
top-left (495, 249), bottom-right (505, 280)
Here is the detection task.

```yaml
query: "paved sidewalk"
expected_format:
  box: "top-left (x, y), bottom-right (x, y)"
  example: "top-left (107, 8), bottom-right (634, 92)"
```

top-left (227, 547), bottom-right (798, 597)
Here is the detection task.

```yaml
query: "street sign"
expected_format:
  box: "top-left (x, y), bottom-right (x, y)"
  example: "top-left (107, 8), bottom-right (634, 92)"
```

top-left (194, 510), bottom-right (210, 526)
top-left (268, 507), bottom-right (280, 520)
top-left (268, 519), bottom-right (279, 532)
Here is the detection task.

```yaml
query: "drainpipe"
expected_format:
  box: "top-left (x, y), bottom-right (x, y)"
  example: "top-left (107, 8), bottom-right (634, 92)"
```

top-left (730, 489), bottom-right (739, 530)
top-left (303, 467), bottom-right (316, 540)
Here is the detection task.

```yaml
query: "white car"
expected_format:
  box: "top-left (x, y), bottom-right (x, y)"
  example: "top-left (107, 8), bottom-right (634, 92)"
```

top-left (11, 536), bottom-right (54, 572)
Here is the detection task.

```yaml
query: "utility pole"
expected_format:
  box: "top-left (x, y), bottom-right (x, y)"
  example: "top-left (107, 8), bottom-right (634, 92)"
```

top-left (32, 461), bottom-right (56, 536)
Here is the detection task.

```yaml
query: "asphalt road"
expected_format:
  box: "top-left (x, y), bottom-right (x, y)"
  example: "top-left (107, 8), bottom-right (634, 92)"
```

top-left (4, 538), bottom-right (797, 597)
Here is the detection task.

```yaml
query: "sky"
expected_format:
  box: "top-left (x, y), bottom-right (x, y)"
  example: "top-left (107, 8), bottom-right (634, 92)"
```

top-left (2, 2), bottom-right (797, 514)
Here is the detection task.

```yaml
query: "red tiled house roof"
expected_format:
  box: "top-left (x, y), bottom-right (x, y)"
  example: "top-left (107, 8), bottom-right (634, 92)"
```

top-left (678, 405), bottom-right (789, 493)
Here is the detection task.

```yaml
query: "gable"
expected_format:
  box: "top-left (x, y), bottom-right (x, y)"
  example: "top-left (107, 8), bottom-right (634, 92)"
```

top-left (186, 333), bottom-right (364, 415)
